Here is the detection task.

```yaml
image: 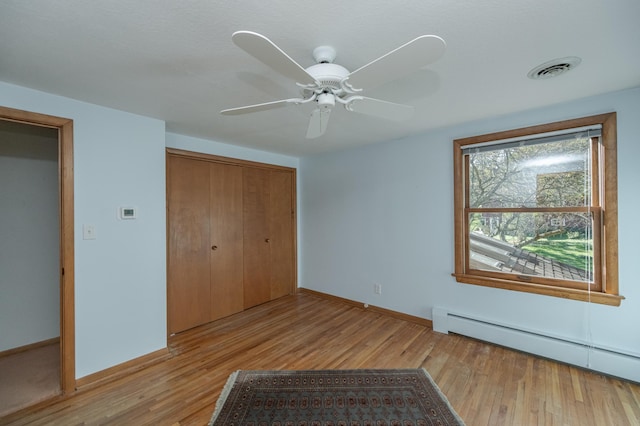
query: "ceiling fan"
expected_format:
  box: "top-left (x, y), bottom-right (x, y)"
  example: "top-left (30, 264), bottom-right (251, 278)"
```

top-left (221, 31), bottom-right (446, 139)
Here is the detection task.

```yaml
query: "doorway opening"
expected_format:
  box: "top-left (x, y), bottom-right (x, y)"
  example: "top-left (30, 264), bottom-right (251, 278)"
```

top-left (0, 106), bottom-right (75, 416)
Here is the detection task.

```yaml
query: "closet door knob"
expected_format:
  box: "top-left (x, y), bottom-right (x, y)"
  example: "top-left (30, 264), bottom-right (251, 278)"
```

top-left (212, 245), bottom-right (218, 250)
top-left (265, 238), bottom-right (270, 243)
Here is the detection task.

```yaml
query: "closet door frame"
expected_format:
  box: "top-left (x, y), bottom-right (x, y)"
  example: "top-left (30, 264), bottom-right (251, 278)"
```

top-left (0, 106), bottom-right (75, 394)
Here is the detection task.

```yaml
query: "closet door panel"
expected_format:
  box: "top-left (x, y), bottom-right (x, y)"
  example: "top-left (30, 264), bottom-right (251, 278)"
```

top-left (269, 170), bottom-right (295, 299)
top-left (210, 163), bottom-right (244, 320)
top-left (243, 167), bottom-right (271, 309)
top-left (167, 149), bottom-right (297, 332)
top-left (167, 157), bottom-right (211, 334)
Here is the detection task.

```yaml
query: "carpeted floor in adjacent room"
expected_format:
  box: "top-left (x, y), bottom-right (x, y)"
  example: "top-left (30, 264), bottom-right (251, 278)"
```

top-left (0, 342), bottom-right (61, 417)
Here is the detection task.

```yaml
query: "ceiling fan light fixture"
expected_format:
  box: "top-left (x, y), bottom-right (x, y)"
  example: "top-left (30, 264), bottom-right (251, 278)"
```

top-left (317, 93), bottom-right (335, 109)
top-left (527, 56), bottom-right (582, 80)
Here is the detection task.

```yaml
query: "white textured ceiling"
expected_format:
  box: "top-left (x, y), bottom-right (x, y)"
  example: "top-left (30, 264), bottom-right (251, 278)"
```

top-left (1, 0), bottom-right (639, 156)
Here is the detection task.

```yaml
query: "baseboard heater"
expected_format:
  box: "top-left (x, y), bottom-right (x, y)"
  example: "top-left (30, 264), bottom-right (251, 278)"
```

top-left (432, 307), bottom-right (640, 383)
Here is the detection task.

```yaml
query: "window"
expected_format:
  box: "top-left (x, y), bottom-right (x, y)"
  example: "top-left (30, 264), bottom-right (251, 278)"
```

top-left (453, 113), bottom-right (622, 306)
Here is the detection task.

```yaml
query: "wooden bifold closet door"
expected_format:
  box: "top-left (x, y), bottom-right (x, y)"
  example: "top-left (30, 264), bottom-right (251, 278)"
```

top-left (242, 167), bottom-right (295, 309)
top-left (209, 161), bottom-right (244, 321)
top-left (167, 150), bottom-right (296, 334)
top-left (167, 157), bottom-right (211, 334)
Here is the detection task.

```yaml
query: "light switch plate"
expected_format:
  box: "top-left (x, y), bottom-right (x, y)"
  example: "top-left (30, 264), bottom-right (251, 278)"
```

top-left (83, 224), bottom-right (96, 240)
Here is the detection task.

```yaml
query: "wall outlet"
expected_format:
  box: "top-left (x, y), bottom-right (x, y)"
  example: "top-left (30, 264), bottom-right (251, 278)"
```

top-left (374, 283), bottom-right (382, 295)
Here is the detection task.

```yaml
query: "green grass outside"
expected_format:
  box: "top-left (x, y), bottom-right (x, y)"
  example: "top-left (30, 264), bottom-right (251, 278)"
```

top-left (522, 238), bottom-right (593, 270)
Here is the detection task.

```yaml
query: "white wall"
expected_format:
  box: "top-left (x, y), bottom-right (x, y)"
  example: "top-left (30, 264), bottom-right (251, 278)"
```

top-left (3, 77), bottom-right (636, 382)
top-left (300, 86), bottom-right (640, 381)
top-left (0, 122), bottom-right (59, 351)
top-left (0, 82), bottom-right (167, 378)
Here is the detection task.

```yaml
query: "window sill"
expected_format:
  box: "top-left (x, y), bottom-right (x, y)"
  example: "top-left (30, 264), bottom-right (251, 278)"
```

top-left (452, 273), bottom-right (624, 306)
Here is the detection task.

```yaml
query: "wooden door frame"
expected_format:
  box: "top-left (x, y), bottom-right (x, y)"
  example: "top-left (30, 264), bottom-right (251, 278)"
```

top-left (0, 106), bottom-right (75, 394)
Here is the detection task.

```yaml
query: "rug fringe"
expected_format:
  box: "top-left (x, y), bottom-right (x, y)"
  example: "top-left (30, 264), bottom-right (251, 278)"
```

top-left (420, 368), bottom-right (466, 425)
top-left (208, 370), bottom-right (240, 426)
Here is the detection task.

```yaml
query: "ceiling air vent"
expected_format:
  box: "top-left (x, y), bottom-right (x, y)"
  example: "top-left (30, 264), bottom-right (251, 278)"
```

top-left (527, 57), bottom-right (582, 80)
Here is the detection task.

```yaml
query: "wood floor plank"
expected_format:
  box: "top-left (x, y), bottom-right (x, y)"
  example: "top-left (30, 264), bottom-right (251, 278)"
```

top-left (2, 292), bottom-right (639, 425)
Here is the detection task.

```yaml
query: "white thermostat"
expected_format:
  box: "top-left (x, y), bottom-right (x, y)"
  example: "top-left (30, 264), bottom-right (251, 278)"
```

top-left (119, 207), bottom-right (137, 220)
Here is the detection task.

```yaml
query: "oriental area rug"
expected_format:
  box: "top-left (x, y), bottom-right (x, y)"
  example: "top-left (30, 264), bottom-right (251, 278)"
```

top-left (209, 369), bottom-right (465, 426)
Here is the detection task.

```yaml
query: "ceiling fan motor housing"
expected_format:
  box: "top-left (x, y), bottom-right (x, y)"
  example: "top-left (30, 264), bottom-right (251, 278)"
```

top-left (304, 63), bottom-right (350, 94)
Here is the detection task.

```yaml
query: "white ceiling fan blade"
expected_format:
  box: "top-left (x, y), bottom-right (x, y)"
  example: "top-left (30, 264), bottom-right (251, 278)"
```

top-left (346, 35), bottom-right (446, 91)
top-left (232, 31), bottom-right (318, 86)
top-left (220, 98), bottom-right (299, 115)
top-left (346, 97), bottom-right (414, 121)
top-left (306, 108), bottom-right (331, 139)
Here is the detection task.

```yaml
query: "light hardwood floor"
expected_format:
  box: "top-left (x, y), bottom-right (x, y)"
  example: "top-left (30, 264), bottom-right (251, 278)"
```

top-left (3, 292), bottom-right (639, 425)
